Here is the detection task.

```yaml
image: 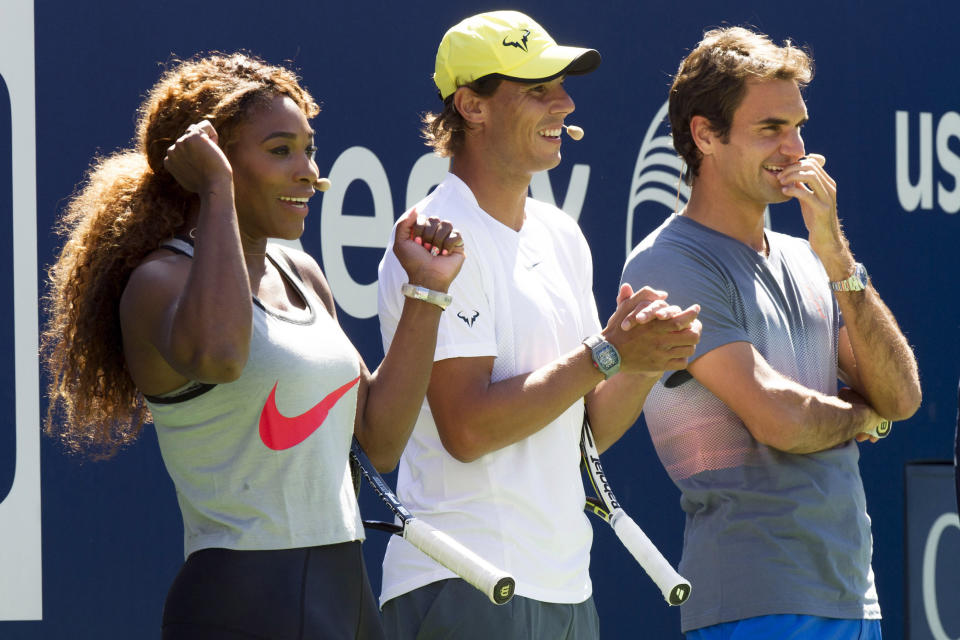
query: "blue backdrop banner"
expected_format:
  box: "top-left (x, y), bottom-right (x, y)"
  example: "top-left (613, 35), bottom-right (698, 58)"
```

top-left (2, 0), bottom-right (958, 637)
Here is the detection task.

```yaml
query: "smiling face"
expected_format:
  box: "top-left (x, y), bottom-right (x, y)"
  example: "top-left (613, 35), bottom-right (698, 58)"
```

top-left (481, 77), bottom-right (575, 177)
top-left (227, 94), bottom-right (320, 243)
top-left (707, 78), bottom-right (808, 211)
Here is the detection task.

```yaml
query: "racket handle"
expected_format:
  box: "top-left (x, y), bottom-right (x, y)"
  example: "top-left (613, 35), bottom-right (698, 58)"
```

top-left (863, 420), bottom-right (892, 439)
top-left (402, 518), bottom-right (516, 605)
top-left (610, 509), bottom-right (691, 606)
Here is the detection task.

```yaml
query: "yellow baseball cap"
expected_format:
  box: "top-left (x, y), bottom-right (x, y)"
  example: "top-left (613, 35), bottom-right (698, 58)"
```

top-left (434, 11), bottom-right (601, 101)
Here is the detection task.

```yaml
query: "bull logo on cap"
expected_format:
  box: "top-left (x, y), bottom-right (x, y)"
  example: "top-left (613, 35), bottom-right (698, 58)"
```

top-left (502, 29), bottom-right (531, 52)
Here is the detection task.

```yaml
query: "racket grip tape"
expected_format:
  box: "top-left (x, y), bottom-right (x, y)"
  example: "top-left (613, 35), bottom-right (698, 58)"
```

top-left (401, 518), bottom-right (516, 605)
top-left (864, 420), bottom-right (892, 439)
top-left (610, 509), bottom-right (691, 606)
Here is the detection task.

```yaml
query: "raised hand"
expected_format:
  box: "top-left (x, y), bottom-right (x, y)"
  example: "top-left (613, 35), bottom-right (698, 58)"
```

top-left (393, 209), bottom-right (465, 292)
top-left (163, 120), bottom-right (233, 194)
top-left (604, 284), bottom-right (702, 376)
top-left (776, 154), bottom-right (844, 253)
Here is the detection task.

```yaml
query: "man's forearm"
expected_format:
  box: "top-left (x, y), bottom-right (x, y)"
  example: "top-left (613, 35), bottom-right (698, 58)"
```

top-left (766, 382), bottom-right (882, 454)
top-left (585, 372), bottom-right (659, 453)
top-left (814, 234), bottom-right (921, 421)
top-left (428, 346), bottom-right (606, 462)
top-left (836, 286), bottom-right (921, 420)
top-left (689, 342), bottom-right (886, 455)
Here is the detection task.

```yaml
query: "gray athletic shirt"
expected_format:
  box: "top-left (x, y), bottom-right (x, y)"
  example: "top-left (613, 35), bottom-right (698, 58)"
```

top-left (621, 214), bottom-right (879, 631)
top-left (146, 242), bottom-right (364, 558)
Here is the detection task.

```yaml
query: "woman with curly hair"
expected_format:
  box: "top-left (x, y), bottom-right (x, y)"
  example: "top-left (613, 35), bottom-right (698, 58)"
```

top-left (42, 52), bottom-right (465, 639)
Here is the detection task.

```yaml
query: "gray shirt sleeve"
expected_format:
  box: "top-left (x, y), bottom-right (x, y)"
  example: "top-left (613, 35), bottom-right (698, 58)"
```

top-left (621, 219), bottom-right (749, 365)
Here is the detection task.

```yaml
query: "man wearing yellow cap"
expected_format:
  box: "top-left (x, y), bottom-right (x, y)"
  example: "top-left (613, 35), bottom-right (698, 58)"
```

top-left (376, 10), bottom-right (701, 638)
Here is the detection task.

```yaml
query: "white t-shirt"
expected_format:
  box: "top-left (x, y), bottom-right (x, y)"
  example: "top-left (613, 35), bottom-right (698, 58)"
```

top-left (377, 173), bottom-right (602, 605)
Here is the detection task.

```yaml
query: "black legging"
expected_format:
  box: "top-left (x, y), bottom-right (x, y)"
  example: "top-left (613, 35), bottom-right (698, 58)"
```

top-left (162, 541), bottom-right (384, 640)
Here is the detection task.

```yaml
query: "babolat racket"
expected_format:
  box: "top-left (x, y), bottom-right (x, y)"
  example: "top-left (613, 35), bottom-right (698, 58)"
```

top-left (580, 419), bottom-right (691, 606)
top-left (349, 437), bottom-right (516, 605)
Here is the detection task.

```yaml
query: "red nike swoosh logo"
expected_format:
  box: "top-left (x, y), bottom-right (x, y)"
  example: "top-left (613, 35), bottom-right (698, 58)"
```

top-left (259, 376), bottom-right (360, 450)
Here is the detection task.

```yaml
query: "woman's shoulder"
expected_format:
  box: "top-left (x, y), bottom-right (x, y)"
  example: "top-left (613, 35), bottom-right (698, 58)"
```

top-left (126, 245), bottom-right (192, 289)
top-left (121, 247), bottom-right (193, 319)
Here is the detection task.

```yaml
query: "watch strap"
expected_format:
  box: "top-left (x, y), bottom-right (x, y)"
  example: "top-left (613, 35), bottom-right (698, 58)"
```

top-left (583, 334), bottom-right (621, 379)
top-left (829, 262), bottom-right (868, 292)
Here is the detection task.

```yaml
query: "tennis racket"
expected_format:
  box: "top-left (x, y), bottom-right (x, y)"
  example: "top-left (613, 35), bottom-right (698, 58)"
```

top-left (349, 437), bottom-right (516, 605)
top-left (580, 419), bottom-right (691, 606)
top-left (836, 371), bottom-right (893, 439)
top-left (864, 419), bottom-right (892, 438)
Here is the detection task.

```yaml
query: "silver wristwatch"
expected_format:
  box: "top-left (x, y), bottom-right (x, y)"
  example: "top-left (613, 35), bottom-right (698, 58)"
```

top-left (401, 283), bottom-right (452, 310)
top-left (829, 262), bottom-right (869, 292)
top-left (583, 335), bottom-right (621, 379)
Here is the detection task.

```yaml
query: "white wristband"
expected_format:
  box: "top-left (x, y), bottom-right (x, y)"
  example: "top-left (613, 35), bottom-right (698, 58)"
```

top-left (401, 283), bottom-right (452, 311)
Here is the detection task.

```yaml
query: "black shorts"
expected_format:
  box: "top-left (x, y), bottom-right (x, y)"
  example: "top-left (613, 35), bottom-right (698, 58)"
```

top-left (381, 578), bottom-right (599, 640)
top-left (162, 541), bottom-right (384, 640)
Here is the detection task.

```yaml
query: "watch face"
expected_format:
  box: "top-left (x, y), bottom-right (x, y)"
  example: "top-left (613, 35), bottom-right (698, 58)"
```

top-left (596, 344), bottom-right (619, 369)
top-left (855, 263), bottom-right (869, 287)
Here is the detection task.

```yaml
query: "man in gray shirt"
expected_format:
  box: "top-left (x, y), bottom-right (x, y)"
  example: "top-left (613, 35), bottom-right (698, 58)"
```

top-left (621, 26), bottom-right (921, 639)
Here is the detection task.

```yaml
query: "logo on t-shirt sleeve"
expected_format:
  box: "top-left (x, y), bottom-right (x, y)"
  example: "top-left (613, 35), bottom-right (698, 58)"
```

top-left (457, 310), bottom-right (480, 328)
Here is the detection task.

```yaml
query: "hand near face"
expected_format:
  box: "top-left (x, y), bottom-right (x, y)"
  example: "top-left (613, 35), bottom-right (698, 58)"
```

top-left (393, 209), bottom-right (465, 292)
top-left (163, 120), bottom-right (234, 194)
top-left (604, 283), bottom-right (702, 375)
top-left (777, 153), bottom-right (843, 253)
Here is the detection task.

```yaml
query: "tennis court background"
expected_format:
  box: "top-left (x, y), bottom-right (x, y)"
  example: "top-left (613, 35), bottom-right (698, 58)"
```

top-left (1, 0), bottom-right (957, 637)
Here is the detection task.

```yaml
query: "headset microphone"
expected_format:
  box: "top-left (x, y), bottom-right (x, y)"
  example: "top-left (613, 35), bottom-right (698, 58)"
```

top-left (563, 124), bottom-right (584, 141)
top-left (315, 177), bottom-right (332, 192)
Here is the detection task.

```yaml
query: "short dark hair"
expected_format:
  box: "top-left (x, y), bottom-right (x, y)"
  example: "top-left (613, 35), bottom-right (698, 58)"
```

top-left (670, 26), bottom-right (813, 183)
